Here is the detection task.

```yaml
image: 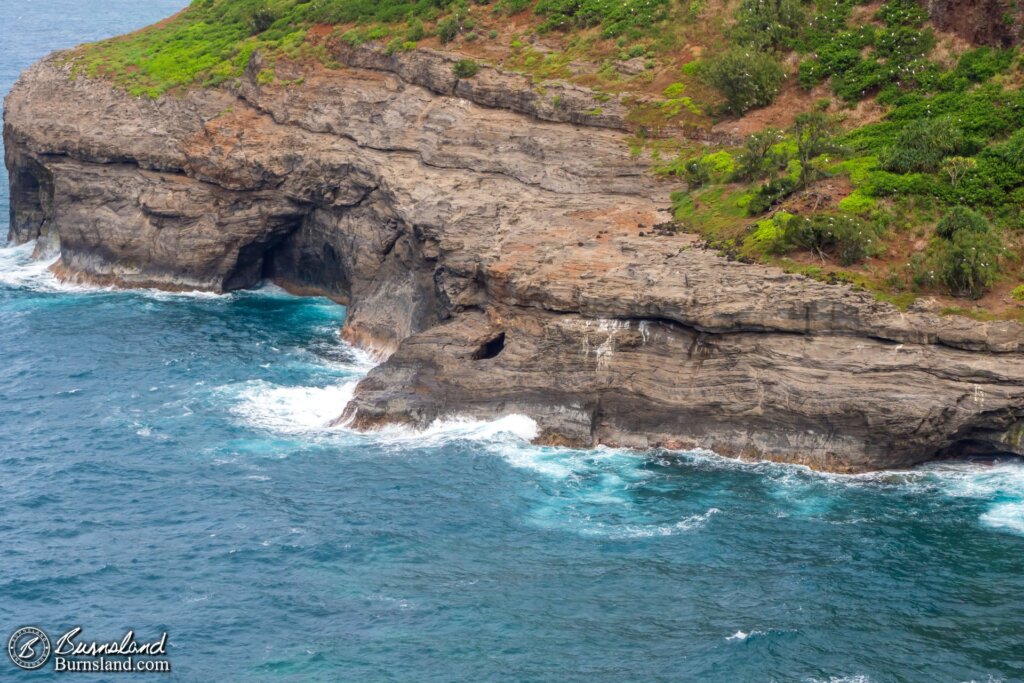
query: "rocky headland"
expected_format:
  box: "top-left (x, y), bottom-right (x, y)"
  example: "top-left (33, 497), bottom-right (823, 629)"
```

top-left (5, 35), bottom-right (1024, 472)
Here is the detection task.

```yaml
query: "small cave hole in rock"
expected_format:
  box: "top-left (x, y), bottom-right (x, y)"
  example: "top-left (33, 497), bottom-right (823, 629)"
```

top-left (473, 332), bottom-right (506, 360)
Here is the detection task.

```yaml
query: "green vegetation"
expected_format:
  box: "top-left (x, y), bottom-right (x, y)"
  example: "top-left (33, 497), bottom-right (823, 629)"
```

top-left (453, 58), bottom-right (481, 77)
top-left (796, 0), bottom-right (937, 102)
top-left (658, 0), bottom-right (1024, 315)
top-left (72, 0), bottom-right (1024, 317)
top-left (776, 214), bottom-right (881, 266)
top-left (731, 0), bottom-right (805, 50)
top-left (881, 117), bottom-right (972, 174)
top-left (700, 49), bottom-right (786, 115)
top-left (923, 207), bottom-right (1005, 299)
top-left (534, 0), bottom-right (670, 37)
top-left (71, 0), bottom-right (499, 96)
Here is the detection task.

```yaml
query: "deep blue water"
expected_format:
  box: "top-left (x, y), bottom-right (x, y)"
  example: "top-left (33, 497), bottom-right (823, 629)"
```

top-left (2, 4), bottom-right (1024, 682)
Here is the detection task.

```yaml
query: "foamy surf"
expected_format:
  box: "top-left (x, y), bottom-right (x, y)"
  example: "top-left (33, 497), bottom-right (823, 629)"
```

top-left (491, 442), bottom-right (645, 481)
top-left (979, 502), bottom-right (1024, 534)
top-left (225, 373), bottom-right (542, 450)
top-left (0, 241), bottom-right (67, 292)
top-left (0, 241), bottom-right (219, 298)
top-left (664, 448), bottom-right (1024, 534)
top-left (229, 380), bottom-right (360, 434)
top-left (369, 413), bottom-right (540, 447)
top-left (585, 507), bottom-right (721, 539)
top-left (0, 241), bottom-right (289, 300)
top-left (918, 461), bottom-right (1024, 536)
top-left (725, 629), bottom-right (765, 642)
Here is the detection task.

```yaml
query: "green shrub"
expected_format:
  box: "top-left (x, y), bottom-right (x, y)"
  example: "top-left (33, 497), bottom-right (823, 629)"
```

top-left (534, 0), bottom-right (669, 36)
top-left (1012, 284), bottom-right (1024, 302)
top-left (748, 218), bottom-right (784, 252)
top-left (452, 58), bottom-right (481, 78)
top-left (660, 82), bottom-right (700, 116)
top-left (734, 128), bottom-right (785, 180)
top-left (935, 205), bottom-right (991, 240)
top-left (838, 190), bottom-right (876, 215)
top-left (406, 19), bottom-right (426, 42)
top-left (940, 156), bottom-right (977, 188)
top-left (876, 0), bottom-right (928, 27)
top-left (882, 117), bottom-right (968, 174)
top-left (933, 229), bottom-right (1004, 298)
top-left (924, 206), bottom-right (1004, 298)
top-left (733, 0), bottom-right (805, 50)
top-left (780, 214), bottom-right (879, 265)
top-left (702, 150), bottom-right (735, 179)
top-left (953, 47), bottom-right (1016, 83)
top-left (746, 210), bottom-right (796, 254)
top-left (873, 26), bottom-right (934, 61)
top-left (682, 158), bottom-right (712, 187)
top-left (746, 176), bottom-right (798, 215)
top-left (702, 48), bottom-right (786, 115)
top-left (992, 128), bottom-right (1024, 171)
top-left (661, 151), bottom-right (736, 185)
top-left (245, 5), bottom-right (279, 34)
top-left (791, 112), bottom-right (839, 187)
top-left (437, 17), bottom-right (461, 43)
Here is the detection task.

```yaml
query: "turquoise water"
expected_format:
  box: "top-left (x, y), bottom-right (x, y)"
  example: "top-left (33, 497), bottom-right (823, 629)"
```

top-left (2, 4), bottom-right (1024, 681)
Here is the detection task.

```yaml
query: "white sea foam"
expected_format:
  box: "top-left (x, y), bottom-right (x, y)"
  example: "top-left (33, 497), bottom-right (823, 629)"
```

top-left (725, 629), bottom-right (766, 642)
top-left (226, 374), bottom-right (544, 453)
top-left (487, 442), bottom-right (638, 480)
top-left (0, 241), bottom-right (68, 292)
top-left (370, 413), bottom-right (540, 447)
top-left (229, 380), bottom-right (359, 433)
top-left (592, 507), bottom-right (721, 539)
top-left (917, 461), bottom-right (1024, 536)
top-left (920, 461), bottom-right (1024, 499)
top-left (979, 502), bottom-right (1024, 535)
top-left (0, 240), bottom-right (272, 299)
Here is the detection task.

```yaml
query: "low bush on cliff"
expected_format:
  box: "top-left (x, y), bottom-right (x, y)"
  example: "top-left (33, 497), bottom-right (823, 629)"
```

top-left (534, 0), bottom-right (670, 37)
top-left (745, 212), bottom-right (880, 265)
top-left (731, 0), bottom-right (805, 51)
top-left (452, 58), bottom-right (480, 77)
top-left (700, 49), bottom-right (786, 115)
top-left (881, 117), bottom-right (973, 174)
top-left (922, 230), bottom-right (1005, 300)
top-left (72, 0), bottom-right (496, 96)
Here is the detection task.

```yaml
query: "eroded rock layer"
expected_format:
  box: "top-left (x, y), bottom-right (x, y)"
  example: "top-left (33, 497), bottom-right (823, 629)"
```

top-left (5, 51), bottom-right (1024, 471)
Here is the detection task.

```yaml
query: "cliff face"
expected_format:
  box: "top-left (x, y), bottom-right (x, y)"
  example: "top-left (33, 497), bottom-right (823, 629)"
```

top-left (924, 0), bottom-right (1024, 46)
top-left (5, 45), bottom-right (1024, 472)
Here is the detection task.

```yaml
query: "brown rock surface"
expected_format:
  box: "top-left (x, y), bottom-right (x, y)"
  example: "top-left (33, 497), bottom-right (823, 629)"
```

top-left (923, 0), bottom-right (1024, 46)
top-left (5, 49), bottom-right (1024, 471)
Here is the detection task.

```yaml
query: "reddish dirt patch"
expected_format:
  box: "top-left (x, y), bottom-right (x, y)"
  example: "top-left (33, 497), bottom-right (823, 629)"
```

top-left (778, 176), bottom-right (855, 216)
top-left (306, 24), bottom-right (334, 40)
top-left (711, 82), bottom-right (831, 138)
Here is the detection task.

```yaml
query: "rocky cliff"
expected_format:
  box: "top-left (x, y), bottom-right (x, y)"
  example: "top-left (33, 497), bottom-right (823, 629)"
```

top-left (924, 0), bottom-right (1024, 47)
top-left (6, 45), bottom-right (1024, 472)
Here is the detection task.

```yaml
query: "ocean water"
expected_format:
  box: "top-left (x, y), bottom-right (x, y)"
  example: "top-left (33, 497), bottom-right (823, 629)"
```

top-left (2, 3), bottom-right (1024, 682)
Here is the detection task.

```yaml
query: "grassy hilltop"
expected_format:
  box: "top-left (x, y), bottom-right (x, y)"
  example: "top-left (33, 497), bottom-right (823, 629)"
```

top-left (71, 0), bottom-right (1024, 319)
